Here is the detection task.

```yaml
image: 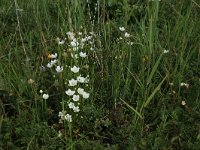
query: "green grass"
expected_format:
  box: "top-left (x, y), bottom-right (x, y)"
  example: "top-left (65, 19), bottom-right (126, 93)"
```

top-left (1, 0), bottom-right (200, 149)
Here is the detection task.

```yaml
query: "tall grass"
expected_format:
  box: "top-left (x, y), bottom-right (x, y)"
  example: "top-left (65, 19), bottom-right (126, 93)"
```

top-left (0, 0), bottom-right (200, 149)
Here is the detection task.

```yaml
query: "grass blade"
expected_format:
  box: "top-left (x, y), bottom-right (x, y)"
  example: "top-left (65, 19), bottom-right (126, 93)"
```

top-left (144, 74), bottom-right (168, 108)
top-left (147, 53), bottom-right (163, 86)
top-left (120, 98), bottom-right (143, 119)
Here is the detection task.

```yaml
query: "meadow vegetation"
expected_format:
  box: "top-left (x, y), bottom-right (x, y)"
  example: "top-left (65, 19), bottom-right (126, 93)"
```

top-left (0, 0), bottom-right (200, 149)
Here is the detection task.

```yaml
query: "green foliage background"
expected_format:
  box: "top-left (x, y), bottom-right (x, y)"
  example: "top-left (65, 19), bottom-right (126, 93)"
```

top-left (0, 0), bottom-right (200, 149)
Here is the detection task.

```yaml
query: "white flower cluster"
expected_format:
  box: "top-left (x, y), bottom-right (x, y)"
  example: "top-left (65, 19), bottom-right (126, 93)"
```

top-left (63, 31), bottom-right (96, 59)
top-left (180, 82), bottom-right (189, 88)
top-left (46, 53), bottom-right (64, 73)
top-left (56, 30), bottom-right (94, 123)
top-left (62, 64), bottom-right (90, 121)
top-left (163, 49), bottom-right (169, 54)
top-left (58, 110), bottom-right (72, 123)
top-left (118, 27), bottom-right (133, 45)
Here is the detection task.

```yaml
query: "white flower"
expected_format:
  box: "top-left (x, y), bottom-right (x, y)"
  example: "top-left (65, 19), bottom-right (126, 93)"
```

top-left (47, 59), bottom-right (57, 68)
top-left (127, 41), bottom-right (133, 45)
top-left (65, 89), bottom-right (75, 96)
top-left (56, 66), bottom-right (63, 73)
top-left (79, 52), bottom-right (87, 58)
top-left (67, 31), bottom-right (75, 40)
top-left (125, 32), bottom-right (130, 38)
top-left (58, 130), bottom-right (62, 137)
top-left (163, 49), bottom-right (169, 54)
top-left (78, 32), bottom-right (82, 35)
top-left (51, 53), bottom-right (57, 58)
top-left (68, 102), bottom-right (75, 109)
top-left (39, 90), bottom-right (43, 94)
top-left (82, 92), bottom-right (90, 99)
top-left (70, 39), bottom-right (79, 47)
top-left (42, 94), bottom-right (49, 100)
top-left (58, 110), bottom-right (66, 120)
top-left (181, 100), bottom-right (186, 106)
top-left (58, 40), bottom-right (65, 45)
top-left (72, 94), bottom-right (80, 101)
top-left (58, 111), bottom-right (64, 118)
top-left (71, 41), bottom-right (76, 47)
top-left (56, 38), bottom-right (65, 45)
top-left (51, 59), bottom-right (57, 64)
top-left (77, 76), bottom-right (85, 83)
top-left (71, 66), bottom-right (80, 73)
top-left (119, 27), bottom-right (125, 31)
top-left (73, 106), bottom-right (80, 112)
top-left (81, 38), bottom-right (87, 43)
top-left (180, 82), bottom-right (189, 88)
top-left (86, 36), bottom-right (92, 40)
top-left (77, 88), bottom-right (84, 95)
top-left (47, 62), bottom-right (53, 68)
top-left (64, 114), bottom-right (72, 122)
top-left (69, 79), bottom-right (77, 86)
top-left (66, 31), bottom-right (74, 36)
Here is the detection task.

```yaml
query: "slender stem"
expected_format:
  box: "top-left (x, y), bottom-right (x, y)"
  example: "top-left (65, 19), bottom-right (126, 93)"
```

top-left (13, 0), bottom-right (28, 60)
